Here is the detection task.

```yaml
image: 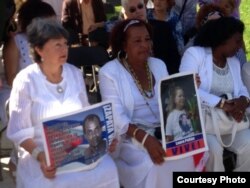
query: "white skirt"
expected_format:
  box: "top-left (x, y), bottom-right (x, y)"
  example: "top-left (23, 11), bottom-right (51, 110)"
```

top-left (16, 154), bottom-right (120, 188)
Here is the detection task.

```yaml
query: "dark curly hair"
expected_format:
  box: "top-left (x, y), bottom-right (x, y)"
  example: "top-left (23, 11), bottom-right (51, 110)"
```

top-left (18, 0), bottom-right (56, 33)
top-left (194, 16), bottom-right (244, 48)
top-left (110, 19), bottom-right (153, 59)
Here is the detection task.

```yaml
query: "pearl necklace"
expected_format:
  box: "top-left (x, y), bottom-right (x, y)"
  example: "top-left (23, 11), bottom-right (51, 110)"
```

top-left (123, 60), bottom-right (154, 99)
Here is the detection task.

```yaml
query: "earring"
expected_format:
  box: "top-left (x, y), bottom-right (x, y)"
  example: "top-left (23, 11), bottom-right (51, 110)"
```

top-left (124, 52), bottom-right (128, 60)
top-left (117, 50), bottom-right (122, 61)
top-left (117, 50), bottom-right (127, 61)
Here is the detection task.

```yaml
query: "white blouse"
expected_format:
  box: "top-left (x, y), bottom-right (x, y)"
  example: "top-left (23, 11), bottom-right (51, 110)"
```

top-left (7, 63), bottom-right (89, 148)
top-left (7, 63), bottom-right (119, 188)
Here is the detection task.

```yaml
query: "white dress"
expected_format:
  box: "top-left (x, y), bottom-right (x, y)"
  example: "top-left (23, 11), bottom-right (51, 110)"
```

top-left (7, 63), bottom-right (119, 188)
top-left (99, 57), bottom-right (195, 188)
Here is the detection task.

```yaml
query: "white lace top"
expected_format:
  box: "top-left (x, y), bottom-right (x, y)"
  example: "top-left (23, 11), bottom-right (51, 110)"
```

top-left (210, 63), bottom-right (234, 97)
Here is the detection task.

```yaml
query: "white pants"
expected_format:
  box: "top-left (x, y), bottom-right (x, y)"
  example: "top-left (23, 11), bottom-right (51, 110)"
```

top-left (206, 129), bottom-right (250, 171)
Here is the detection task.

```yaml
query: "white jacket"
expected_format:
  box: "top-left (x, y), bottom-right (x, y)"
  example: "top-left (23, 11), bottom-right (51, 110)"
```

top-left (99, 57), bottom-right (169, 135)
top-left (180, 46), bottom-right (249, 107)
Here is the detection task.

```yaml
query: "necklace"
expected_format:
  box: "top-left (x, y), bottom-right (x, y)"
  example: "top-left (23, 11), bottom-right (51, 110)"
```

top-left (56, 85), bottom-right (64, 93)
top-left (123, 60), bottom-right (154, 99)
top-left (123, 60), bottom-right (158, 119)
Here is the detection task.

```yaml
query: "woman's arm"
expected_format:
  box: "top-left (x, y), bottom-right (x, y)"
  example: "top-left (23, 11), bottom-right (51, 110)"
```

top-left (7, 72), bottom-right (56, 178)
top-left (99, 68), bottom-right (131, 135)
top-left (180, 47), bottom-right (221, 107)
top-left (99, 66), bottom-right (166, 164)
top-left (2, 35), bottom-right (19, 86)
top-left (20, 138), bottom-right (56, 179)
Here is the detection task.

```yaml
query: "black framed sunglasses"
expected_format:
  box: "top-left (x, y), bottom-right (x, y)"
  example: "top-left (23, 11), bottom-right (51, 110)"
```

top-left (129, 3), bottom-right (144, 13)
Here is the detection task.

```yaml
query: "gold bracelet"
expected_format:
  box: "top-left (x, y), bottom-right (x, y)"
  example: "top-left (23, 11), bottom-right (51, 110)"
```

top-left (141, 133), bottom-right (149, 146)
top-left (219, 98), bottom-right (226, 109)
top-left (133, 127), bottom-right (140, 138)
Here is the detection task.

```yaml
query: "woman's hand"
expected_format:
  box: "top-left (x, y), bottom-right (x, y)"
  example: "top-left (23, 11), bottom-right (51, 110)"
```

top-left (223, 97), bottom-right (248, 122)
top-left (88, 22), bottom-right (105, 33)
top-left (108, 138), bottom-right (118, 153)
top-left (144, 135), bottom-right (166, 165)
top-left (38, 152), bottom-right (56, 179)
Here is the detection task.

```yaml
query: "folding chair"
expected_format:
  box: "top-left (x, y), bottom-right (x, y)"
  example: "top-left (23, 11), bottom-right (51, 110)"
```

top-left (67, 45), bottom-right (110, 93)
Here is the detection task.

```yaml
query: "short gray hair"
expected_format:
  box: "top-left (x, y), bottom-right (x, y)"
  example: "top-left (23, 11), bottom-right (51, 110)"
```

top-left (27, 17), bottom-right (69, 63)
top-left (121, 0), bottom-right (144, 12)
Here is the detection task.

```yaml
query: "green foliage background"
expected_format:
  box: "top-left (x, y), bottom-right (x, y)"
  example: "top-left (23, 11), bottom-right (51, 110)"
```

top-left (110, 2), bottom-right (249, 61)
top-left (240, 0), bottom-right (250, 61)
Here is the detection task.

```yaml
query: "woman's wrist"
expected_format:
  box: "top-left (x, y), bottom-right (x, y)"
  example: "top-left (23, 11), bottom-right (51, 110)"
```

top-left (31, 147), bottom-right (43, 161)
top-left (130, 126), bottom-right (149, 146)
top-left (244, 96), bottom-right (250, 107)
top-left (141, 133), bottom-right (149, 146)
top-left (219, 98), bottom-right (226, 109)
top-left (133, 127), bottom-right (140, 138)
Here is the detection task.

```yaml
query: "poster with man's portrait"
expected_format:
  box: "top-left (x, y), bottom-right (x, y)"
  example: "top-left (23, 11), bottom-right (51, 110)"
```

top-left (158, 72), bottom-right (208, 160)
top-left (41, 101), bottom-right (114, 174)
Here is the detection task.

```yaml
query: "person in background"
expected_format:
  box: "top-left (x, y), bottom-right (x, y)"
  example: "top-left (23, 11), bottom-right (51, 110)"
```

top-left (183, 3), bottom-right (226, 52)
top-left (199, 0), bottom-right (241, 19)
top-left (99, 19), bottom-right (197, 188)
top-left (174, 0), bottom-right (198, 43)
top-left (61, 0), bottom-right (82, 45)
top-left (119, 0), bottom-right (181, 74)
top-left (3, 0), bottom-right (56, 88)
top-left (147, 0), bottom-right (184, 55)
top-left (0, 0), bottom-right (16, 47)
top-left (61, 0), bottom-right (107, 46)
top-left (7, 17), bottom-right (119, 188)
top-left (1, 1), bottom-right (56, 179)
top-left (95, 0), bottom-right (148, 33)
top-left (180, 17), bottom-right (250, 171)
top-left (215, 0), bottom-right (246, 66)
top-left (190, 2), bottom-right (246, 66)
top-left (43, 0), bottom-right (64, 21)
top-left (0, 0), bottom-right (15, 100)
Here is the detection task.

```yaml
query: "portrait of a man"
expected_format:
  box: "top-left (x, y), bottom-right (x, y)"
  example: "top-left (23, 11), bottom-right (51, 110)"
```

top-left (83, 114), bottom-right (107, 164)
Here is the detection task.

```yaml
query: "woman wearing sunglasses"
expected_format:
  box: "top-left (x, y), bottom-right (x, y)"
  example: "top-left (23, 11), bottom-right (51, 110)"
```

top-left (121, 0), bottom-right (147, 20)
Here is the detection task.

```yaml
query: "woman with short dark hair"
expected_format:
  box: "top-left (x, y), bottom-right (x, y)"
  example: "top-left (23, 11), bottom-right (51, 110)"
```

top-left (7, 17), bottom-right (119, 188)
top-left (180, 16), bottom-right (250, 171)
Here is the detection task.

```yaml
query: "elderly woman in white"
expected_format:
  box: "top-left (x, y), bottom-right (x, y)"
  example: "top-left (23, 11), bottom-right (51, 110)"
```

top-left (7, 18), bottom-right (119, 188)
top-left (99, 19), bottom-right (196, 188)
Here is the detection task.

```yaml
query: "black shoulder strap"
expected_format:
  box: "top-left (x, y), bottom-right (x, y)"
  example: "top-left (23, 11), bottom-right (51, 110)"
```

top-left (178, 0), bottom-right (188, 20)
